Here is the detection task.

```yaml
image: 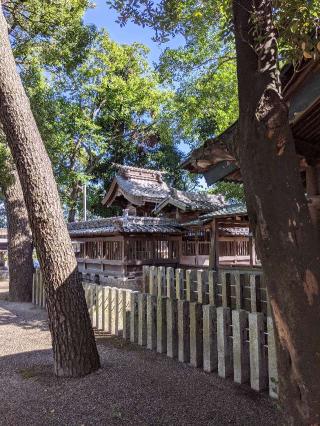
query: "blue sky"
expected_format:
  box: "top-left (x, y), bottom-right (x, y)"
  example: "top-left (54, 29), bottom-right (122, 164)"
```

top-left (84, 0), bottom-right (183, 66)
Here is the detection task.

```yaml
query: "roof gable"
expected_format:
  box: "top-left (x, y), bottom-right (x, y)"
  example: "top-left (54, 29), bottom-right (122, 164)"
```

top-left (102, 165), bottom-right (170, 207)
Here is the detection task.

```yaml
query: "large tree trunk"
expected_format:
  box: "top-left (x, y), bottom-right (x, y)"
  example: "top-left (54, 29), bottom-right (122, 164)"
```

top-left (233, 0), bottom-right (320, 423)
top-left (4, 167), bottom-right (34, 302)
top-left (0, 3), bottom-right (100, 377)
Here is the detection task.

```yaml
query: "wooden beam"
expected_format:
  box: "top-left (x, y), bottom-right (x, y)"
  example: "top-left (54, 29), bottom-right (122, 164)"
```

top-left (288, 70), bottom-right (320, 122)
top-left (204, 161), bottom-right (239, 186)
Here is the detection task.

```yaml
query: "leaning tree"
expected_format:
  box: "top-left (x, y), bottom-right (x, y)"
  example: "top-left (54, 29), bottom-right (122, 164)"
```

top-left (0, 1), bottom-right (100, 377)
top-left (0, 0), bottom-right (94, 301)
top-left (108, 0), bottom-right (320, 422)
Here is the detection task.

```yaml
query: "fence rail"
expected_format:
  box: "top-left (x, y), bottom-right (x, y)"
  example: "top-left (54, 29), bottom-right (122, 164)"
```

top-left (142, 266), bottom-right (269, 315)
top-left (32, 269), bottom-right (278, 399)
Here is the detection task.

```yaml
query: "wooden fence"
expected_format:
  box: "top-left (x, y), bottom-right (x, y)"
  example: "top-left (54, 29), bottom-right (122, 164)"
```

top-left (32, 269), bottom-right (278, 399)
top-left (142, 266), bottom-right (269, 315)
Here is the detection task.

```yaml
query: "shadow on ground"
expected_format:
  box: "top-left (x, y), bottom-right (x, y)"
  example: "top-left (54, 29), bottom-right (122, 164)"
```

top-left (0, 287), bottom-right (285, 426)
top-left (0, 341), bottom-right (285, 426)
top-left (0, 302), bottom-right (48, 332)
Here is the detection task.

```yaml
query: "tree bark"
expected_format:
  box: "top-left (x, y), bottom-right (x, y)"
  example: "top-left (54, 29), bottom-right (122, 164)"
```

top-left (233, 0), bottom-right (320, 423)
top-left (4, 167), bottom-right (34, 302)
top-left (0, 3), bottom-right (100, 377)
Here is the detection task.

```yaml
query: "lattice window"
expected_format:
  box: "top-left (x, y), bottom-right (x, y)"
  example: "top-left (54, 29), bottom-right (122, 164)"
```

top-left (182, 228), bottom-right (211, 256)
top-left (84, 240), bottom-right (123, 260)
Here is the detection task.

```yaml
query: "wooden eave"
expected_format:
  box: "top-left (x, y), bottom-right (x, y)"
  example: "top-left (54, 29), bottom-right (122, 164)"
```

top-left (183, 59), bottom-right (320, 185)
top-left (102, 178), bottom-right (118, 206)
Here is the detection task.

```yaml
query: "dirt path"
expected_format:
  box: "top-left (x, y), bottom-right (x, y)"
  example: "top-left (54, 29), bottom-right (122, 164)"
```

top-left (0, 282), bottom-right (284, 425)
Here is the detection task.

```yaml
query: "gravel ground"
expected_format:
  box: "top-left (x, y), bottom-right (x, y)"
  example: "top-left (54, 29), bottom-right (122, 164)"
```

top-left (0, 281), bottom-right (284, 425)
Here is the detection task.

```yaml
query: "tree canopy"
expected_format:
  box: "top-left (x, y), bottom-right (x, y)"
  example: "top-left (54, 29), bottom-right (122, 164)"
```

top-left (22, 27), bottom-right (195, 220)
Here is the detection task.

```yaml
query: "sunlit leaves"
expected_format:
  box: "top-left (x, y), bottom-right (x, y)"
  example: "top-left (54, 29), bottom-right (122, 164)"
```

top-left (23, 30), bottom-right (188, 217)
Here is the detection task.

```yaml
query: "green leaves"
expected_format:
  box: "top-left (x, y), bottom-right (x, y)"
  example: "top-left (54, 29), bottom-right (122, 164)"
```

top-left (22, 29), bottom-right (187, 218)
top-left (109, 0), bottom-right (320, 67)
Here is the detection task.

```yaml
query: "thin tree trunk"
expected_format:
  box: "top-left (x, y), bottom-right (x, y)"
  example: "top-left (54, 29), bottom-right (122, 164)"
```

top-left (0, 3), bottom-right (100, 377)
top-left (233, 0), bottom-right (320, 423)
top-left (67, 182), bottom-right (81, 223)
top-left (4, 167), bottom-right (34, 302)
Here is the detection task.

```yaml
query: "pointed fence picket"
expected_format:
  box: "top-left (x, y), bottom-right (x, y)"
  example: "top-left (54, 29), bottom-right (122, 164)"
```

top-left (32, 267), bottom-right (278, 400)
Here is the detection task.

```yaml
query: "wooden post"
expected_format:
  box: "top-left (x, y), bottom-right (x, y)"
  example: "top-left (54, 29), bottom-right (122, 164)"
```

top-left (149, 266), bottom-right (157, 296)
top-left (249, 235), bottom-right (256, 267)
top-left (208, 270), bottom-right (218, 306)
top-left (250, 274), bottom-right (260, 313)
top-left (267, 316), bottom-right (278, 399)
top-left (167, 298), bottom-right (178, 358)
top-left (166, 267), bottom-right (175, 299)
top-left (203, 305), bottom-right (217, 372)
top-left (249, 312), bottom-right (268, 391)
top-left (157, 266), bottom-right (166, 298)
top-left (232, 310), bottom-right (249, 383)
top-left (111, 287), bottom-right (119, 335)
top-left (102, 286), bottom-right (112, 333)
top-left (147, 294), bottom-right (157, 350)
top-left (175, 268), bottom-right (184, 300)
top-left (197, 269), bottom-right (207, 304)
top-left (117, 289), bottom-right (124, 335)
top-left (217, 307), bottom-right (233, 378)
top-left (157, 297), bottom-right (167, 353)
top-left (186, 269), bottom-right (195, 302)
top-left (96, 285), bottom-right (104, 330)
top-left (221, 273), bottom-right (231, 308)
top-left (177, 300), bottom-right (190, 363)
top-left (138, 293), bottom-right (147, 346)
top-left (234, 272), bottom-right (243, 310)
top-left (142, 265), bottom-right (150, 293)
top-left (121, 289), bottom-right (131, 340)
top-left (209, 218), bottom-right (218, 270)
top-left (189, 302), bottom-right (203, 367)
top-left (130, 292), bottom-right (139, 343)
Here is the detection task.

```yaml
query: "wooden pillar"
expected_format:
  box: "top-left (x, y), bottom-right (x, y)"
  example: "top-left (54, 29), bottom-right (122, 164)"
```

top-left (209, 218), bottom-right (219, 270)
top-left (249, 235), bottom-right (256, 267)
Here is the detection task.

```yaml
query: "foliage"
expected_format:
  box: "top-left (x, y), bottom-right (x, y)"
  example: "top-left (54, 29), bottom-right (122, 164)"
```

top-left (0, 0), bottom-right (92, 217)
top-left (208, 181), bottom-right (245, 203)
top-left (160, 54), bottom-right (238, 147)
top-left (108, 0), bottom-right (320, 62)
top-left (3, 0), bottom-right (94, 68)
top-left (22, 30), bottom-right (191, 219)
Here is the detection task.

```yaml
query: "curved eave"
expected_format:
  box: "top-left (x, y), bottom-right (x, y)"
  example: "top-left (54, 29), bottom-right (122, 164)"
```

top-left (102, 178), bottom-right (118, 206)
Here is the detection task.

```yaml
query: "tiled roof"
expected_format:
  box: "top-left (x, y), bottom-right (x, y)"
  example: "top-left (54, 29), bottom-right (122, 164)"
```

top-left (219, 227), bottom-right (250, 237)
top-left (68, 216), bottom-right (182, 237)
top-left (181, 203), bottom-right (247, 226)
top-left (200, 203), bottom-right (247, 219)
top-left (153, 189), bottom-right (225, 214)
top-left (114, 164), bottom-right (166, 176)
top-left (116, 173), bottom-right (170, 202)
top-left (102, 166), bottom-right (170, 206)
